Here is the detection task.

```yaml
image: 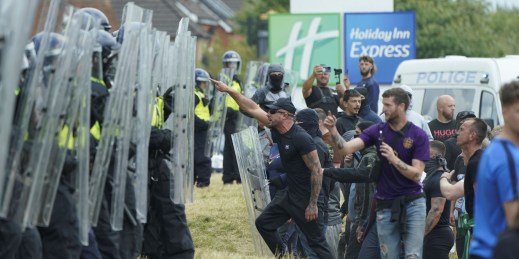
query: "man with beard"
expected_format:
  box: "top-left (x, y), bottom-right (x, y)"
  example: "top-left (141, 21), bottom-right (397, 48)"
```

top-left (324, 87), bottom-right (429, 259)
top-left (429, 95), bottom-right (457, 142)
top-left (303, 64), bottom-right (345, 116)
top-left (356, 56), bottom-right (380, 113)
top-left (211, 78), bottom-right (333, 258)
top-left (336, 89), bottom-right (363, 136)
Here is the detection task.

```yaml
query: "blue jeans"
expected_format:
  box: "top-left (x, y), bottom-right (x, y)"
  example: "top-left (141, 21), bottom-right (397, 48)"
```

top-left (376, 197), bottom-right (426, 259)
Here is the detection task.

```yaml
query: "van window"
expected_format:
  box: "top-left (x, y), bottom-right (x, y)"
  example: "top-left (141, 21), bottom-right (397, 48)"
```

top-left (421, 89), bottom-right (475, 121)
top-left (480, 91), bottom-right (499, 127)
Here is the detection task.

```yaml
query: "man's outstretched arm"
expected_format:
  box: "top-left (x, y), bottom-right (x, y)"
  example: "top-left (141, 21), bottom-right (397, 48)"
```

top-left (211, 78), bottom-right (269, 126)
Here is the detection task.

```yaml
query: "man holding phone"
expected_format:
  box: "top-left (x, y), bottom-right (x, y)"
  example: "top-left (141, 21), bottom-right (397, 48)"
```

top-left (303, 64), bottom-right (346, 116)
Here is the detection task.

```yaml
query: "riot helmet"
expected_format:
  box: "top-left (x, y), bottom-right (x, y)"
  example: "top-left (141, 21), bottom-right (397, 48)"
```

top-left (93, 30), bottom-right (120, 86)
top-left (29, 32), bottom-right (66, 72)
top-left (195, 68), bottom-right (210, 92)
top-left (222, 50), bottom-right (241, 73)
top-left (78, 7), bottom-right (111, 31)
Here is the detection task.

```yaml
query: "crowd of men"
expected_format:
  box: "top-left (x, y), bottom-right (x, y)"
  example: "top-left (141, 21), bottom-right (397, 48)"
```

top-left (213, 51), bottom-right (519, 259)
top-left (3, 2), bottom-right (519, 259)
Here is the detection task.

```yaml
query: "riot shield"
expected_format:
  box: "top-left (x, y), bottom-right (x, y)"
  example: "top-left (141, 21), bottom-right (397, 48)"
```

top-left (133, 30), bottom-right (168, 224)
top-left (231, 126), bottom-right (272, 256)
top-left (0, 0), bottom-right (39, 204)
top-left (88, 3), bottom-right (149, 228)
top-left (204, 67), bottom-right (236, 158)
top-left (235, 61), bottom-right (266, 131)
top-left (0, 0), bottom-right (77, 230)
top-left (109, 2), bottom-right (153, 231)
top-left (283, 67), bottom-right (299, 97)
top-left (33, 12), bottom-right (97, 228)
top-left (165, 17), bottom-right (195, 204)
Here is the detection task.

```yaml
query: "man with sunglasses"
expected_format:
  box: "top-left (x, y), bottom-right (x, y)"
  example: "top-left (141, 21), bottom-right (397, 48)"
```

top-left (211, 78), bottom-right (333, 258)
top-left (303, 64), bottom-right (344, 116)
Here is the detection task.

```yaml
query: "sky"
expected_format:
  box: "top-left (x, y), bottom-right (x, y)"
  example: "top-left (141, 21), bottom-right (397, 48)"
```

top-left (488, 0), bottom-right (519, 9)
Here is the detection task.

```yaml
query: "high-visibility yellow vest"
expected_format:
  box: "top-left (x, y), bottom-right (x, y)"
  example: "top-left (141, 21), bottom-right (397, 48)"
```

top-left (90, 121), bottom-right (101, 141)
top-left (226, 80), bottom-right (241, 111)
top-left (58, 125), bottom-right (75, 150)
top-left (194, 89), bottom-right (210, 121)
top-left (151, 96), bottom-right (165, 129)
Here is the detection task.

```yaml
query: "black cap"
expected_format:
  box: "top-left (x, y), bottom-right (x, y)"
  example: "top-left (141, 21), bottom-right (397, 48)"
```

top-left (295, 109), bottom-right (319, 126)
top-left (456, 111), bottom-right (476, 122)
top-left (265, 98), bottom-right (296, 114)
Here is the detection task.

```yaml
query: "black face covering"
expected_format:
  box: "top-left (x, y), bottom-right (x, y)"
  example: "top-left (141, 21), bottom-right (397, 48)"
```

top-left (269, 74), bottom-right (284, 92)
top-left (424, 160), bottom-right (438, 175)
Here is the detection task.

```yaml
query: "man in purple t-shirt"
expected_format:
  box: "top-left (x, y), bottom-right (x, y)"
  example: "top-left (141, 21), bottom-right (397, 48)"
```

top-left (324, 87), bottom-right (429, 259)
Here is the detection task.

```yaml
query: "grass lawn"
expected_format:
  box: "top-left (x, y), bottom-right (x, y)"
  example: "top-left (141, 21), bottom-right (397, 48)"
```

top-left (185, 173), bottom-right (459, 259)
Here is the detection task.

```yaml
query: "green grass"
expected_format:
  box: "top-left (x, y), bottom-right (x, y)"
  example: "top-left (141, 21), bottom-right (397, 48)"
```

top-left (186, 173), bottom-right (460, 259)
top-left (186, 173), bottom-right (270, 259)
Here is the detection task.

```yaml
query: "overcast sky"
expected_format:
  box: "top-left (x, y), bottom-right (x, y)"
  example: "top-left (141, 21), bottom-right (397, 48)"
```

top-left (488, 0), bottom-right (519, 9)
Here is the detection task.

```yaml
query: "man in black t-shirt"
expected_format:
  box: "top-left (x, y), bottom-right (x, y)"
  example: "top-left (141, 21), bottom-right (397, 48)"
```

top-left (302, 64), bottom-right (344, 116)
top-left (428, 95), bottom-right (456, 142)
top-left (211, 79), bottom-right (333, 258)
top-left (440, 118), bottom-right (487, 219)
top-left (444, 111), bottom-right (476, 169)
top-left (423, 141), bottom-right (453, 259)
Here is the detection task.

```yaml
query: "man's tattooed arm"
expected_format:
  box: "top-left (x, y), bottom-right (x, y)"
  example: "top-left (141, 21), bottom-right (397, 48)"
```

top-left (302, 151), bottom-right (322, 206)
top-left (424, 197), bottom-right (446, 236)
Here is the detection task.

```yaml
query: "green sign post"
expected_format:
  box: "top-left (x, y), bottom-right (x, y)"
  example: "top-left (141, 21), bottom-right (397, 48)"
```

top-left (269, 13), bottom-right (341, 84)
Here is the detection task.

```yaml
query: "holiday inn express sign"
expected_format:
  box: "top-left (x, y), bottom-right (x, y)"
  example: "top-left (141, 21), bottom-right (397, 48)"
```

top-left (269, 14), bottom-right (341, 81)
top-left (269, 12), bottom-right (416, 84)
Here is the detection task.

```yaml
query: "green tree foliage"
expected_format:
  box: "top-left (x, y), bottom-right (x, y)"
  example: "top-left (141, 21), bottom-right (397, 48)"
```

top-left (229, 0), bottom-right (519, 59)
top-left (395, 0), bottom-right (518, 58)
top-left (198, 36), bottom-right (256, 80)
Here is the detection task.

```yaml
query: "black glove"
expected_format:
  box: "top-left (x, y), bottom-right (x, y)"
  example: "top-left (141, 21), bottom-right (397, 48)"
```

top-left (268, 176), bottom-right (283, 189)
top-left (159, 129), bottom-right (172, 152)
top-left (163, 87), bottom-right (174, 121)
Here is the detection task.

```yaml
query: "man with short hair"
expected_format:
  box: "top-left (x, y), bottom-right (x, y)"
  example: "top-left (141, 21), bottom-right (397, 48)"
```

top-left (303, 64), bottom-right (344, 116)
top-left (439, 117), bottom-right (487, 217)
top-left (444, 111), bottom-right (476, 169)
top-left (356, 56), bottom-right (379, 113)
top-left (211, 79), bottom-right (332, 258)
top-left (324, 87), bottom-right (429, 259)
top-left (471, 81), bottom-right (519, 259)
top-left (423, 140), bottom-right (453, 259)
top-left (336, 89), bottom-right (362, 136)
top-left (429, 95), bottom-right (457, 142)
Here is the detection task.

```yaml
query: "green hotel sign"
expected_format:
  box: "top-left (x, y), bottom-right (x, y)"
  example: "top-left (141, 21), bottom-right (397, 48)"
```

top-left (269, 13), bottom-right (341, 82)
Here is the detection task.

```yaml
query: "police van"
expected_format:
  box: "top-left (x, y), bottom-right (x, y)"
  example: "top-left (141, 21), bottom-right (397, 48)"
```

top-left (391, 56), bottom-right (519, 127)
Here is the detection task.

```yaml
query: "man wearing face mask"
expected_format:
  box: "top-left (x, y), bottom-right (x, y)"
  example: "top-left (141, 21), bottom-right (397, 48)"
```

top-left (250, 64), bottom-right (290, 110)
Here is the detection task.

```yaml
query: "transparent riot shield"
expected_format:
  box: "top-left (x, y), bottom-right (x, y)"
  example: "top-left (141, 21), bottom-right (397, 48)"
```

top-left (69, 26), bottom-right (96, 244)
top-left (165, 17), bottom-right (195, 204)
top-left (204, 67), bottom-right (236, 158)
top-left (283, 68), bottom-right (300, 97)
top-left (133, 30), bottom-right (168, 224)
top-left (0, 0), bottom-right (76, 230)
top-left (33, 12), bottom-right (97, 228)
top-left (0, 0), bottom-right (39, 204)
top-left (89, 3), bottom-right (148, 227)
top-left (231, 126), bottom-right (272, 256)
top-left (109, 2), bottom-right (153, 231)
top-left (235, 61), bottom-right (266, 131)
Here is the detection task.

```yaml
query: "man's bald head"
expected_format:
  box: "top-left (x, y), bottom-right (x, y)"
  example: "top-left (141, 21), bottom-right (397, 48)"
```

top-left (436, 95), bottom-right (455, 122)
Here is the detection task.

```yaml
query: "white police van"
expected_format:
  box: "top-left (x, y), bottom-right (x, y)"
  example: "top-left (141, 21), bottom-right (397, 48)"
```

top-left (391, 56), bottom-right (519, 127)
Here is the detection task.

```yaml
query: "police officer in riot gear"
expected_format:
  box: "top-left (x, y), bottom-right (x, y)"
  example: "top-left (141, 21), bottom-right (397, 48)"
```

top-left (141, 88), bottom-right (195, 259)
top-left (193, 68), bottom-right (212, 187)
top-left (80, 29), bottom-right (120, 259)
top-left (222, 50), bottom-right (242, 184)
